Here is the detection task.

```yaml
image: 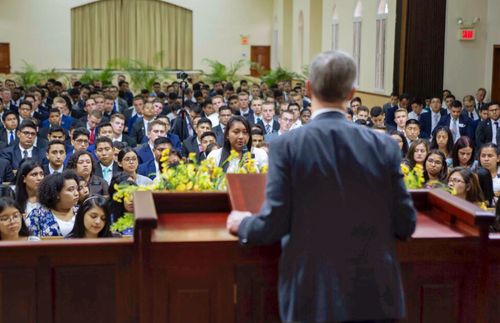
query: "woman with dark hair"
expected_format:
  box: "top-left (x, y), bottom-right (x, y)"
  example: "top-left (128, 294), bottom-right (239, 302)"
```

top-left (117, 147), bottom-right (152, 186)
top-left (15, 158), bottom-right (44, 216)
top-left (26, 171), bottom-right (80, 237)
top-left (207, 116), bottom-right (268, 172)
top-left (405, 139), bottom-right (430, 169)
top-left (423, 149), bottom-right (448, 185)
top-left (108, 172), bottom-right (136, 222)
top-left (389, 130), bottom-right (409, 157)
top-left (451, 136), bottom-right (475, 168)
top-left (430, 126), bottom-right (453, 166)
top-left (477, 143), bottom-right (500, 199)
top-left (67, 195), bottom-right (113, 238)
top-left (448, 167), bottom-right (485, 207)
top-left (66, 150), bottom-right (108, 197)
top-left (0, 197), bottom-right (39, 241)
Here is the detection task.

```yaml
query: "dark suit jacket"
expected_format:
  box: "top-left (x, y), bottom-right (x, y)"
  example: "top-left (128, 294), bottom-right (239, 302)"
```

top-left (383, 103), bottom-right (398, 128)
top-left (435, 114), bottom-right (474, 139)
top-left (137, 159), bottom-right (157, 180)
top-left (181, 135), bottom-right (200, 157)
top-left (39, 126), bottom-right (70, 140)
top-left (171, 111), bottom-right (195, 141)
top-left (0, 145), bottom-right (47, 170)
top-left (212, 125), bottom-right (225, 146)
top-left (41, 115), bottom-right (73, 131)
top-left (475, 118), bottom-right (498, 148)
top-left (130, 118), bottom-right (148, 146)
top-left (257, 119), bottom-right (280, 135)
top-left (238, 111), bottom-right (416, 322)
top-left (0, 158), bottom-right (15, 183)
top-left (139, 133), bottom-right (182, 152)
top-left (135, 144), bottom-right (154, 164)
top-left (0, 128), bottom-right (18, 146)
top-left (419, 108), bottom-right (447, 139)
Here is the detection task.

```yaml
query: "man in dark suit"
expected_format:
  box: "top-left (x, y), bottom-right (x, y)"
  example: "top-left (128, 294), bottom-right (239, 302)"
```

top-left (212, 106), bottom-right (232, 146)
top-left (138, 137), bottom-right (172, 180)
top-left (130, 101), bottom-right (156, 145)
top-left (0, 120), bottom-right (47, 170)
top-left (0, 111), bottom-right (19, 146)
top-left (181, 117), bottom-right (212, 157)
top-left (109, 113), bottom-right (137, 147)
top-left (476, 101), bottom-right (500, 148)
top-left (257, 101), bottom-right (280, 135)
top-left (135, 120), bottom-right (167, 164)
top-left (435, 100), bottom-right (473, 142)
top-left (43, 140), bottom-right (66, 175)
top-left (419, 96), bottom-right (447, 140)
top-left (237, 91), bottom-right (255, 124)
top-left (94, 137), bottom-right (120, 184)
top-left (227, 50), bottom-right (416, 323)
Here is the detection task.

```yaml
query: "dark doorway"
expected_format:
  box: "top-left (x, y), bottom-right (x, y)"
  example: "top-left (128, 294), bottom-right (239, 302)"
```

top-left (250, 46), bottom-right (271, 77)
top-left (492, 45), bottom-right (500, 102)
top-left (0, 43), bottom-right (10, 74)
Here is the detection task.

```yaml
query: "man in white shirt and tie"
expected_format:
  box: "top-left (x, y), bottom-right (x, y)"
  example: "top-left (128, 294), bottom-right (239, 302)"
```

top-left (258, 102), bottom-right (279, 135)
top-left (251, 98), bottom-right (264, 125)
top-left (95, 137), bottom-right (116, 185)
top-left (44, 140), bottom-right (66, 175)
top-left (2, 111), bottom-right (19, 146)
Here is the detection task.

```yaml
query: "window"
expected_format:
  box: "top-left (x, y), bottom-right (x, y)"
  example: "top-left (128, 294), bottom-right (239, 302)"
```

top-left (375, 0), bottom-right (388, 90)
top-left (331, 5), bottom-right (339, 50)
top-left (353, 0), bottom-right (362, 85)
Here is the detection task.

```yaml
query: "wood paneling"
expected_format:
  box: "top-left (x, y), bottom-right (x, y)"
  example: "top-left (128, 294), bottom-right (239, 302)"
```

top-left (492, 46), bottom-right (500, 102)
top-left (0, 43), bottom-right (10, 74)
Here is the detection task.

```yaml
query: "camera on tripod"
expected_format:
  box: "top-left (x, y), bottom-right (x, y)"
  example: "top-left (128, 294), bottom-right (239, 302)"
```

top-left (176, 71), bottom-right (188, 80)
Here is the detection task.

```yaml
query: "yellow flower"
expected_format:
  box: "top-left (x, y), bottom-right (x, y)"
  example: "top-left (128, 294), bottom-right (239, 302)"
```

top-left (400, 164), bottom-right (410, 176)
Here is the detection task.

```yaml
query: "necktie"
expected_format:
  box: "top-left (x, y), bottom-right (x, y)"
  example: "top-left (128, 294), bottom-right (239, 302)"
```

top-left (89, 129), bottom-right (95, 144)
top-left (256, 117), bottom-right (261, 124)
top-left (452, 119), bottom-right (459, 141)
top-left (469, 112), bottom-right (473, 119)
top-left (187, 121), bottom-right (194, 137)
top-left (22, 150), bottom-right (28, 159)
top-left (432, 113), bottom-right (440, 131)
top-left (9, 131), bottom-right (14, 144)
top-left (265, 124), bottom-right (271, 134)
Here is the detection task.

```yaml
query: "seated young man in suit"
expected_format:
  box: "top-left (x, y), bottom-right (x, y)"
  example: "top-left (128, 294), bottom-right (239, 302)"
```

top-left (136, 120), bottom-right (168, 164)
top-left (264, 110), bottom-right (294, 143)
top-left (0, 120), bottom-right (47, 170)
top-left (94, 137), bottom-right (119, 185)
top-left (130, 101), bottom-right (156, 145)
top-left (181, 117), bottom-right (212, 157)
top-left (369, 106), bottom-right (385, 128)
top-left (476, 101), bottom-right (500, 148)
top-left (154, 116), bottom-right (182, 152)
top-left (436, 100), bottom-right (473, 143)
top-left (49, 96), bottom-right (74, 130)
top-left (196, 131), bottom-right (218, 163)
top-left (257, 101), bottom-right (280, 136)
top-left (201, 98), bottom-right (219, 128)
top-left (110, 113), bottom-right (136, 147)
top-left (65, 127), bottom-right (90, 165)
top-left (138, 137), bottom-right (172, 180)
top-left (43, 140), bottom-right (66, 175)
top-left (213, 106), bottom-right (233, 146)
top-left (0, 110), bottom-right (19, 146)
top-left (419, 96), bottom-right (448, 140)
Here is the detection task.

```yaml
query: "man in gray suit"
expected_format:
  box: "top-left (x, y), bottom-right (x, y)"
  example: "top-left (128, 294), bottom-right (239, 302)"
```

top-left (227, 50), bottom-right (416, 323)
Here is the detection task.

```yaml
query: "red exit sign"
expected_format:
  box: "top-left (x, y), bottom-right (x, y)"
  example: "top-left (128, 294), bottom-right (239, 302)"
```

top-left (459, 29), bottom-right (476, 41)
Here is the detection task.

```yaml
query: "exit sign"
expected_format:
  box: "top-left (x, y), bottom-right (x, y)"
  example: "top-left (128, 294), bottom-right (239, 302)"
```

top-left (458, 29), bottom-right (476, 41)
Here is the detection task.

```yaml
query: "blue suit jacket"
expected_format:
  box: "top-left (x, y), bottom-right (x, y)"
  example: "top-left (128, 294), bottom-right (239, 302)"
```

top-left (137, 159), bottom-right (157, 180)
top-left (419, 108), bottom-right (447, 139)
top-left (238, 111), bottom-right (416, 322)
top-left (135, 144), bottom-right (154, 164)
top-left (0, 145), bottom-right (47, 170)
top-left (435, 114), bottom-right (474, 139)
top-left (140, 132), bottom-right (182, 152)
top-left (41, 115), bottom-right (73, 131)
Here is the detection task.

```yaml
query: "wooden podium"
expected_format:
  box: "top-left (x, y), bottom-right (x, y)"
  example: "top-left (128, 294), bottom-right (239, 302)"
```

top-left (132, 175), bottom-right (498, 323)
top-left (0, 174), bottom-right (499, 322)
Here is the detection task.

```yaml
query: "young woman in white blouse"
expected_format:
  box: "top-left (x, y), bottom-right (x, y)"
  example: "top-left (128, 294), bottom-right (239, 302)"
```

top-left (208, 116), bottom-right (268, 173)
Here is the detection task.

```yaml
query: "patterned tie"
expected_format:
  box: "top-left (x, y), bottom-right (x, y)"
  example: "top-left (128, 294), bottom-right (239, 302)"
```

top-left (22, 150), bottom-right (28, 159)
top-left (265, 124), bottom-right (271, 134)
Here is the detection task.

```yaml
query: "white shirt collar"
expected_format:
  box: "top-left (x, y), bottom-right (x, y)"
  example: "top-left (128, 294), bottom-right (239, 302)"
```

top-left (49, 163), bottom-right (64, 174)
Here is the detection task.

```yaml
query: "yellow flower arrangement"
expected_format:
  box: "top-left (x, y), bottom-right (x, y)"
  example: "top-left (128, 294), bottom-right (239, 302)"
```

top-left (113, 147), bottom-right (267, 201)
top-left (401, 163), bottom-right (425, 189)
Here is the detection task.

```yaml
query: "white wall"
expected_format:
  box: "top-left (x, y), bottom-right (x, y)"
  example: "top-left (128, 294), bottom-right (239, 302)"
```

top-left (443, 0), bottom-right (488, 99)
top-left (0, 0), bottom-right (273, 73)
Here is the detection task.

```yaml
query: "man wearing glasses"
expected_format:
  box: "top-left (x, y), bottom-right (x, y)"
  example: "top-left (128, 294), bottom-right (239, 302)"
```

top-left (264, 110), bottom-right (294, 143)
top-left (0, 120), bottom-right (47, 170)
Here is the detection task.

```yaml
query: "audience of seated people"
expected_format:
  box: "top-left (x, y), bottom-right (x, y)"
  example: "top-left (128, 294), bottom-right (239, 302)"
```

top-left (0, 76), bottom-right (499, 239)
